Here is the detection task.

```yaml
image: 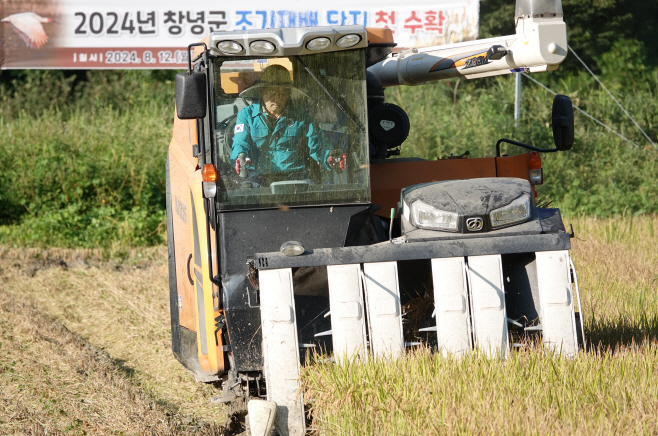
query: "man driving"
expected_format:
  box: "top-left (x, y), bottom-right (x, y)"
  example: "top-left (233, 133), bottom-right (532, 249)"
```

top-left (230, 64), bottom-right (345, 180)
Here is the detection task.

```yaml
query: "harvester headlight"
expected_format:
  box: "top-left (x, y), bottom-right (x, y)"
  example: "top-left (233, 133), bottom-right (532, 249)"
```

top-left (217, 40), bottom-right (243, 54)
top-left (490, 194), bottom-right (531, 229)
top-left (411, 200), bottom-right (458, 232)
top-left (306, 37), bottom-right (331, 51)
top-left (280, 241), bottom-right (305, 257)
top-left (250, 40), bottom-right (276, 54)
top-left (336, 34), bottom-right (361, 48)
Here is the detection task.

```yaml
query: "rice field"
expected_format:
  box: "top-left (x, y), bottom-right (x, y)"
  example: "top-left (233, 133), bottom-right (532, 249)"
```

top-left (0, 215), bottom-right (656, 435)
top-left (301, 215), bottom-right (658, 435)
top-left (0, 247), bottom-right (227, 435)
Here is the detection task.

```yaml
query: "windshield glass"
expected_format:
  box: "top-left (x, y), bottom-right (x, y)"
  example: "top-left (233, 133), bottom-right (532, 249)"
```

top-left (212, 49), bottom-right (370, 210)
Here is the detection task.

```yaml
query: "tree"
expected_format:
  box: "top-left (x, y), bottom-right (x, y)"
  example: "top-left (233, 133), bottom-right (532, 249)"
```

top-left (479, 0), bottom-right (658, 72)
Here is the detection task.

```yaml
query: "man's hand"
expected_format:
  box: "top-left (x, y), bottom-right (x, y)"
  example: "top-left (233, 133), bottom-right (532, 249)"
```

top-left (327, 150), bottom-right (347, 172)
top-left (235, 154), bottom-right (251, 177)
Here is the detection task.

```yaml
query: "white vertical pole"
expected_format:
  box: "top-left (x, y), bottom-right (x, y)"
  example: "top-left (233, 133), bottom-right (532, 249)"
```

top-left (514, 72), bottom-right (521, 128)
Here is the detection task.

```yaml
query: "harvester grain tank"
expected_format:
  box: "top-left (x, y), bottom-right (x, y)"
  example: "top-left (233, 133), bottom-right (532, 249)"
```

top-left (167, 1), bottom-right (583, 434)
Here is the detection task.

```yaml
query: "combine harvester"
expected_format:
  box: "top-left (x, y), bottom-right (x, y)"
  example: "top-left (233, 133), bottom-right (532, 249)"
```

top-left (167, 0), bottom-right (584, 434)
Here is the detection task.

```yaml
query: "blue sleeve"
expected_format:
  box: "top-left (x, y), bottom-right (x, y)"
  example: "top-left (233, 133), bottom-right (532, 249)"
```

top-left (305, 122), bottom-right (333, 170)
top-left (230, 109), bottom-right (253, 161)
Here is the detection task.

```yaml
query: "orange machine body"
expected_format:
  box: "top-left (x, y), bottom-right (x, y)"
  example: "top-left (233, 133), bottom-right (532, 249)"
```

top-left (168, 111), bottom-right (226, 380)
top-left (371, 153), bottom-right (535, 217)
top-left (168, 28), bottom-right (540, 380)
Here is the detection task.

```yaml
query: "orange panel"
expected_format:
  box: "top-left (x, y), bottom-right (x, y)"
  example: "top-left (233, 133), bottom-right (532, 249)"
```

top-left (192, 36), bottom-right (210, 58)
top-left (366, 27), bottom-right (394, 44)
top-left (169, 119), bottom-right (198, 332)
top-left (169, 110), bottom-right (225, 375)
top-left (253, 58), bottom-right (293, 73)
top-left (189, 173), bottom-right (214, 374)
top-left (495, 153), bottom-right (537, 196)
top-left (171, 112), bottom-right (199, 170)
top-left (208, 226), bottom-right (226, 374)
top-left (495, 153), bottom-right (531, 180)
top-left (220, 71), bottom-right (263, 95)
top-left (371, 157), bottom-right (497, 217)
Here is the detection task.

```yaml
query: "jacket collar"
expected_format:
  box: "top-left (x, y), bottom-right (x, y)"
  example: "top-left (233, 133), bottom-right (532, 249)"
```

top-left (250, 102), bottom-right (289, 120)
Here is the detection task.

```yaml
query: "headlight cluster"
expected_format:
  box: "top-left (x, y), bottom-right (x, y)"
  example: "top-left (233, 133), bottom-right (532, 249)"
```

top-left (216, 33), bottom-right (362, 55)
top-left (406, 193), bottom-right (531, 233)
top-left (306, 37), bottom-right (331, 51)
top-left (489, 194), bottom-right (531, 228)
top-left (304, 34), bottom-right (362, 51)
top-left (410, 200), bottom-right (459, 231)
top-left (250, 40), bottom-right (276, 54)
top-left (217, 40), bottom-right (243, 54)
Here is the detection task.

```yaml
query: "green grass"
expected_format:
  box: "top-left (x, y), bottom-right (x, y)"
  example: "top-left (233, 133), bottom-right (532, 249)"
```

top-left (0, 49), bottom-right (657, 248)
top-left (0, 70), bottom-right (176, 248)
top-left (388, 67), bottom-right (658, 216)
top-left (302, 216), bottom-right (658, 435)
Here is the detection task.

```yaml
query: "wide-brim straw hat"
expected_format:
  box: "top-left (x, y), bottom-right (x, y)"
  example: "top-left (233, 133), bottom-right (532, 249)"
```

top-left (239, 64), bottom-right (308, 99)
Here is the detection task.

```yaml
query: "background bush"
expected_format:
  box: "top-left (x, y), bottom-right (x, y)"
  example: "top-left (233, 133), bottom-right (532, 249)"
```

top-left (0, 1), bottom-right (656, 248)
top-left (389, 56), bottom-right (658, 215)
top-left (0, 71), bottom-right (176, 247)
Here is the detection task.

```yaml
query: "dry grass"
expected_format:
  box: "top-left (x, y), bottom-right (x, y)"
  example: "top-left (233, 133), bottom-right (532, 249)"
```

top-left (302, 215), bottom-right (658, 435)
top-left (1, 216), bottom-right (656, 435)
top-left (566, 216), bottom-right (658, 349)
top-left (0, 247), bottom-right (227, 435)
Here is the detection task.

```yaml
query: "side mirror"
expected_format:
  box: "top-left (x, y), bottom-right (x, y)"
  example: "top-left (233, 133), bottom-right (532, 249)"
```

top-left (175, 71), bottom-right (207, 119)
top-left (552, 94), bottom-right (574, 151)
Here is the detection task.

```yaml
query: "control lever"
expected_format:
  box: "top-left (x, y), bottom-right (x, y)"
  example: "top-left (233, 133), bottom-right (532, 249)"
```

top-left (237, 152), bottom-right (249, 178)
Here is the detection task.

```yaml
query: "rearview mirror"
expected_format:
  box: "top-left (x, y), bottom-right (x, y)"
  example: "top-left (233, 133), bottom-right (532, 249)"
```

top-left (175, 72), bottom-right (207, 119)
top-left (552, 94), bottom-right (574, 151)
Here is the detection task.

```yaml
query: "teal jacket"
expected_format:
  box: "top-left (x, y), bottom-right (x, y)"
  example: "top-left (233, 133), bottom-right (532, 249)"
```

top-left (230, 103), bottom-right (331, 172)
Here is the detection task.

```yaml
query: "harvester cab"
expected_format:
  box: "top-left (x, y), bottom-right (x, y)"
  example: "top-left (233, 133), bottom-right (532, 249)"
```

top-left (167, 1), bottom-right (582, 434)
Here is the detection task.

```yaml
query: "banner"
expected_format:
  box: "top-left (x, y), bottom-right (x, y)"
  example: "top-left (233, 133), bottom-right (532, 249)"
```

top-left (1, 0), bottom-right (479, 69)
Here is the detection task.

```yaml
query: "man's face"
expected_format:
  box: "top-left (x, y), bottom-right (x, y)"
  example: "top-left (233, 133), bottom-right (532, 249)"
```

top-left (262, 87), bottom-right (290, 116)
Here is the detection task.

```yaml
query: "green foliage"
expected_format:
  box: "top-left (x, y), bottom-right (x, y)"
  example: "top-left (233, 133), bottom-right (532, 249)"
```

top-left (388, 43), bottom-right (658, 216)
top-left (600, 39), bottom-right (648, 88)
top-left (0, 205), bottom-right (165, 248)
top-left (0, 71), bottom-right (174, 248)
top-left (1, 6), bottom-right (657, 247)
top-left (480, 0), bottom-right (658, 71)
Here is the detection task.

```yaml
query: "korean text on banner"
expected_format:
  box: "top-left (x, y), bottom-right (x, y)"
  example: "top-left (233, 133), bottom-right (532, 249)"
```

top-left (0, 0), bottom-right (479, 69)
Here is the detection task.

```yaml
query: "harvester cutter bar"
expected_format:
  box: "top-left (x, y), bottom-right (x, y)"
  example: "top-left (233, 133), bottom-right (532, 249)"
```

top-left (257, 250), bottom-right (579, 434)
top-left (258, 269), bottom-right (305, 436)
top-left (467, 255), bottom-right (510, 358)
top-left (253, 233), bottom-right (571, 270)
top-left (430, 257), bottom-right (472, 357)
top-left (535, 250), bottom-right (579, 357)
top-left (326, 264), bottom-right (368, 362)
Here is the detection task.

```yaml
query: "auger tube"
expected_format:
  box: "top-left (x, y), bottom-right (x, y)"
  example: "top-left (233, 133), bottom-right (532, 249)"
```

top-left (368, 7), bottom-right (567, 87)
